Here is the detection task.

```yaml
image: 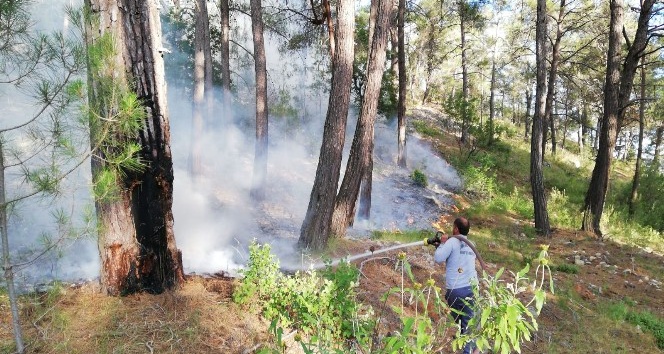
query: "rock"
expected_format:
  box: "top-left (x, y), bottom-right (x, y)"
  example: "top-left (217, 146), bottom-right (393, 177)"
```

top-left (623, 269), bottom-right (632, 275)
top-left (595, 253), bottom-right (602, 257)
top-left (589, 256), bottom-right (596, 261)
top-left (575, 259), bottom-right (585, 266)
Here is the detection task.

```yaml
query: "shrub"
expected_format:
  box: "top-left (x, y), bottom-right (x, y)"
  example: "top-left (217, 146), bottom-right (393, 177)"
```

top-left (411, 169), bottom-right (428, 188)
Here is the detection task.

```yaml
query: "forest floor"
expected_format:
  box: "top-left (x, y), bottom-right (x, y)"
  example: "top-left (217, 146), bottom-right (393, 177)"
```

top-left (1, 107), bottom-right (663, 353)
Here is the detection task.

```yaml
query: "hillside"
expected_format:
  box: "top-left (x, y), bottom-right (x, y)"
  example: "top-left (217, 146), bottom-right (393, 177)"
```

top-left (1, 108), bottom-right (663, 354)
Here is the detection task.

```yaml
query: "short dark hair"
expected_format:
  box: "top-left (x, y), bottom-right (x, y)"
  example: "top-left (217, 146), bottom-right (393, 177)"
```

top-left (454, 217), bottom-right (470, 235)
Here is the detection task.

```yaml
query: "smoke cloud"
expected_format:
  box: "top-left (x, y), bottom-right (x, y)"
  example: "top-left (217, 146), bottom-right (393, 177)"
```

top-left (3, 1), bottom-right (461, 289)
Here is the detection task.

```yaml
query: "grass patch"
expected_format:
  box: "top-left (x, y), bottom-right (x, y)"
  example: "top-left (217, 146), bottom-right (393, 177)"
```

top-left (604, 302), bottom-right (664, 349)
top-left (412, 120), bottom-right (444, 139)
top-left (551, 263), bottom-right (579, 274)
top-left (371, 229), bottom-right (433, 243)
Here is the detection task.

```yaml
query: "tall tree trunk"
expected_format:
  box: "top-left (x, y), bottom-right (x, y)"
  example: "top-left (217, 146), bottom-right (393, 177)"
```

top-left (488, 59), bottom-right (496, 146)
top-left (396, 0), bottom-right (407, 167)
top-left (0, 140), bottom-right (25, 353)
top-left (201, 0), bottom-right (213, 127)
top-left (84, 0), bottom-right (184, 295)
top-left (629, 57), bottom-right (646, 216)
top-left (250, 0), bottom-right (268, 201)
top-left (531, 0), bottom-right (550, 236)
top-left (220, 0), bottom-right (232, 124)
top-left (582, 0), bottom-right (654, 235)
top-left (299, 0), bottom-right (355, 250)
top-left (542, 0), bottom-right (565, 160)
top-left (330, 0), bottom-right (390, 237)
top-left (190, 0), bottom-right (209, 176)
top-left (389, 0), bottom-right (398, 79)
top-left (459, 0), bottom-right (470, 143)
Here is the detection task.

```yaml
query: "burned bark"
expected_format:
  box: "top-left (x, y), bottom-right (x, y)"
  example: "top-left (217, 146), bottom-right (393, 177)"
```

top-left (85, 0), bottom-right (184, 295)
top-left (220, 0), bottom-right (232, 124)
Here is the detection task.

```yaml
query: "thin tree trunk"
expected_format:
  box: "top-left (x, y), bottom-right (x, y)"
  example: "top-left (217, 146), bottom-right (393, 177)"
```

top-left (0, 139), bottom-right (25, 353)
top-left (358, 152), bottom-right (373, 220)
top-left (459, 0), bottom-right (469, 143)
top-left (396, 0), bottom-right (407, 167)
top-left (190, 0), bottom-right (208, 176)
top-left (531, 0), bottom-right (550, 236)
top-left (330, 0), bottom-right (390, 237)
top-left (250, 0), bottom-right (268, 201)
top-left (653, 125), bottom-right (663, 168)
top-left (524, 89), bottom-right (532, 140)
top-left (543, 0), bottom-right (566, 160)
top-left (85, 0), bottom-right (184, 295)
top-left (629, 57), bottom-right (646, 216)
top-left (201, 0), bottom-right (213, 127)
top-left (581, 101), bottom-right (589, 150)
top-left (220, 0), bottom-right (232, 124)
top-left (299, 0), bottom-right (355, 250)
top-left (323, 0), bottom-right (335, 57)
top-left (488, 60), bottom-right (496, 146)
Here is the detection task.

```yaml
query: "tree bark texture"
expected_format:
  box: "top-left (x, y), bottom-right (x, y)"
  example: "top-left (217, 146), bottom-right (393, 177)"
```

top-left (85, 0), bottom-right (184, 295)
top-left (220, 0), bottom-right (232, 124)
top-left (531, 0), bottom-right (550, 236)
top-left (396, 0), bottom-right (407, 167)
top-left (330, 0), bottom-right (390, 238)
top-left (628, 57), bottom-right (646, 216)
top-left (582, 0), bottom-right (654, 235)
top-left (323, 0), bottom-right (335, 58)
top-left (299, 0), bottom-right (355, 250)
top-left (250, 0), bottom-right (268, 201)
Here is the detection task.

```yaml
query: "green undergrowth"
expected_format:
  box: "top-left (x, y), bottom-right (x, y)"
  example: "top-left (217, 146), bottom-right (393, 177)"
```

top-left (371, 229), bottom-right (432, 243)
top-left (605, 301), bottom-right (664, 349)
top-left (235, 241), bottom-right (553, 353)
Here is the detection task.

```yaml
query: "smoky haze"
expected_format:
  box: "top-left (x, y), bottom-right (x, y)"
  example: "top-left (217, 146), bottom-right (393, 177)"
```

top-left (3, 1), bottom-right (461, 289)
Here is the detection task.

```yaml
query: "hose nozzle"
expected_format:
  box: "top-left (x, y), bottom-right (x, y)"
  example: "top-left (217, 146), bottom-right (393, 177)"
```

top-left (425, 231), bottom-right (443, 246)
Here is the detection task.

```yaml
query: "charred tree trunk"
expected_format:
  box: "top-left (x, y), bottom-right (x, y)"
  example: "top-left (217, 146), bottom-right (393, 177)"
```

top-left (629, 57), bottom-right (646, 216)
top-left (396, 0), bottom-right (407, 167)
top-left (220, 0), bottom-right (232, 124)
top-left (582, 0), bottom-right (654, 235)
top-left (581, 102), bottom-right (589, 150)
top-left (299, 0), bottom-right (355, 250)
top-left (531, 0), bottom-right (550, 236)
top-left (250, 0), bottom-right (268, 201)
top-left (85, 0), bottom-right (184, 295)
top-left (330, 0), bottom-right (390, 238)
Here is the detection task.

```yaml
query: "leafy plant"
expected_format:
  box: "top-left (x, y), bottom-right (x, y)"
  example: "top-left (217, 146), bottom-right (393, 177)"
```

top-left (410, 169), bottom-right (428, 188)
top-left (456, 246), bottom-right (554, 354)
top-left (234, 242), bottom-right (373, 352)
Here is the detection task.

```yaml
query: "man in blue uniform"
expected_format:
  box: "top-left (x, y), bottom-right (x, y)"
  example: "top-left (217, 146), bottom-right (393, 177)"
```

top-left (434, 217), bottom-right (478, 354)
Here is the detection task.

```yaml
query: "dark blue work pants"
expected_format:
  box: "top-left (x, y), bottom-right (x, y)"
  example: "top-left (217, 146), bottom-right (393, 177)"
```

top-left (445, 285), bottom-right (476, 354)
